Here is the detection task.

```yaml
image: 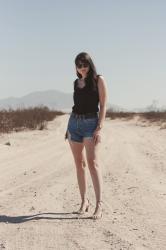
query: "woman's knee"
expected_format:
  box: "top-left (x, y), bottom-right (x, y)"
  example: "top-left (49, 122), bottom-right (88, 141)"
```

top-left (74, 155), bottom-right (86, 168)
top-left (87, 158), bottom-right (99, 170)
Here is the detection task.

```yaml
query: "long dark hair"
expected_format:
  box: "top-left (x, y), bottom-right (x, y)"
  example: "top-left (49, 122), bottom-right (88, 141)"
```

top-left (74, 52), bottom-right (100, 91)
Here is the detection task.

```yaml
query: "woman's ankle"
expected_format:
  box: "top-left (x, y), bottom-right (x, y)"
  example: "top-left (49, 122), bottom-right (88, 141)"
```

top-left (96, 200), bottom-right (103, 205)
top-left (81, 197), bottom-right (88, 202)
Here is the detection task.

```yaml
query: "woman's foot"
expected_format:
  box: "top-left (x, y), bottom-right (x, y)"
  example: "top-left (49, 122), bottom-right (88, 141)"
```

top-left (77, 198), bottom-right (90, 214)
top-left (92, 200), bottom-right (103, 220)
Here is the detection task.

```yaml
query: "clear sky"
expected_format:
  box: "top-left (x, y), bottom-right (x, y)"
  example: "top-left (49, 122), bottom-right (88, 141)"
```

top-left (0, 0), bottom-right (165, 110)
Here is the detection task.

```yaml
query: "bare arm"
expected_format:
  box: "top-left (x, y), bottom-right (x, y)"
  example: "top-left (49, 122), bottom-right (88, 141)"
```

top-left (96, 75), bottom-right (108, 130)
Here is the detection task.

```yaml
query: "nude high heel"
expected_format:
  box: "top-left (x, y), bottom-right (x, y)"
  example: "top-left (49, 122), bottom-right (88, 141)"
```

top-left (92, 200), bottom-right (103, 220)
top-left (77, 198), bottom-right (90, 215)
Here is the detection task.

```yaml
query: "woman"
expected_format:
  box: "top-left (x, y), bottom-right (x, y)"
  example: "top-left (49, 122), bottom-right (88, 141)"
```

top-left (65, 52), bottom-right (107, 220)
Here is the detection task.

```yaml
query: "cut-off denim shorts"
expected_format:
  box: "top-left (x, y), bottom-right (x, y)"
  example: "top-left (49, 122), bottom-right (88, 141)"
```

top-left (66, 113), bottom-right (99, 143)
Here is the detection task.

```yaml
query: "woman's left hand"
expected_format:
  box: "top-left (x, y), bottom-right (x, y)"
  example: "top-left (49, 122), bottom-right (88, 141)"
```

top-left (93, 129), bottom-right (101, 145)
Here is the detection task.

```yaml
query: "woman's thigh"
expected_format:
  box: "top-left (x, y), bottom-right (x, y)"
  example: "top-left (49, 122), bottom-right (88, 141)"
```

top-left (68, 140), bottom-right (85, 166)
top-left (83, 138), bottom-right (100, 165)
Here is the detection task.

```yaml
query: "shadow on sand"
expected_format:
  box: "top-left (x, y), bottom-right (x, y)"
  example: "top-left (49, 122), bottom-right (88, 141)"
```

top-left (0, 212), bottom-right (93, 223)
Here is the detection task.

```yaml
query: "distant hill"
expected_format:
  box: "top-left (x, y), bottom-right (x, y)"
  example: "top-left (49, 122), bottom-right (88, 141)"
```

top-left (0, 90), bottom-right (73, 112)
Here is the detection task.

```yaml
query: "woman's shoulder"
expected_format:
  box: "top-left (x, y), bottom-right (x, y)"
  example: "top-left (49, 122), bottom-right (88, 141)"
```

top-left (96, 75), bottom-right (105, 85)
top-left (96, 75), bottom-right (106, 90)
top-left (73, 78), bottom-right (80, 83)
top-left (73, 78), bottom-right (78, 83)
top-left (97, 74), bottom-right (104, 80)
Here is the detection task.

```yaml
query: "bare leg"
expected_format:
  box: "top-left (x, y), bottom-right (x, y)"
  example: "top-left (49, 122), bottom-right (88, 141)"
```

top-left (84, 138), bottom-right (103, 218)
top-left (68, 137), bottom-right (89, 211)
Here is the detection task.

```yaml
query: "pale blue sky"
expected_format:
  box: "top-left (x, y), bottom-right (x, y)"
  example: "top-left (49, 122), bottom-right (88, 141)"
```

top-left (0, 0), bottom-right (165, 110)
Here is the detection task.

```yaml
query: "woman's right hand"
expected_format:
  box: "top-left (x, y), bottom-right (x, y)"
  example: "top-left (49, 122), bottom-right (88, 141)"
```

top-left (93, 129), bottom-right (101, 145)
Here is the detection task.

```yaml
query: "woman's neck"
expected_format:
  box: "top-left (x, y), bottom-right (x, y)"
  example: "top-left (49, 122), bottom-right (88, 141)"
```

top-left (81, 74), bottom-right (87, 79)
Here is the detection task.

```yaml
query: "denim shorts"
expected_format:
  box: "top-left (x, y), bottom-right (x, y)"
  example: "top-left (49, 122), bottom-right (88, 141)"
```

top-left (66, 114), bottom-right (99, 143)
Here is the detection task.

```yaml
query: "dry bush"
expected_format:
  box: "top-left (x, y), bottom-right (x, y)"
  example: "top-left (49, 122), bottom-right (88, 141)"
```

top-left (106, 109), bottom-right (136, 120)
top-left (138, 111), bottom-right (166, 122)
top-left (0, 106), bottom-right (65, 134)
top-left (106, 109), bottom-right (166, 128)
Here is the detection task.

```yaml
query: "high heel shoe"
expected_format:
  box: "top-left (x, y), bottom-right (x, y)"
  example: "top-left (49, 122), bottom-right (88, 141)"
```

top-left (92, 200), bottom-right (103, 220)
top-left (77, 198), bottom-right (90, 215)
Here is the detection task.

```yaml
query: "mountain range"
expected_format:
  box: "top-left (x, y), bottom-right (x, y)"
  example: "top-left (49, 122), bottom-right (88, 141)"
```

top-left (0, 90), bottom-right (73, 112)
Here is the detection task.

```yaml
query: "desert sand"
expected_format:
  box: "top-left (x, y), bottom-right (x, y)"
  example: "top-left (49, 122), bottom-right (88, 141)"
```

top-left (0, 114), bottom-right (166, 250)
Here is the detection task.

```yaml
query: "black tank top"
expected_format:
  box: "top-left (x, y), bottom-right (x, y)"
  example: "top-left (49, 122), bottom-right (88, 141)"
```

top-left (72, 75), bottom-right (101, 114)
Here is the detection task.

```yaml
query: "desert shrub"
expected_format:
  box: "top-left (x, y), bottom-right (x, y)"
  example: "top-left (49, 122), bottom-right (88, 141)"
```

top-left (138, 111), bottom-right (166, 122)
top-left (0, 106), bottom-right (65, 134)
top-left (106, 109), bottom-right (135, 120)
top-left (106, 109), bottom-right (166, 123)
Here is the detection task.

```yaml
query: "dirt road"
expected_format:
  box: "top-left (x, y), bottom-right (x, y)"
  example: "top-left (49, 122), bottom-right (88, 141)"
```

top-left (0, 114), bottom-right (166, 250)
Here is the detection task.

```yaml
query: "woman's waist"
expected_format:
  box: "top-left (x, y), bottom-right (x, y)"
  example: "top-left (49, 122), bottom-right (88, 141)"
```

top-left (71, 112), bottom-right (98, 119)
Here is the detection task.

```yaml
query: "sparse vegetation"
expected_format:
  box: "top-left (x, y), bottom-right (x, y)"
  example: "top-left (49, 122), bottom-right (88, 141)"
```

top-left (139, 111), bottom-right (166, 122)
top-left (106, 109), bottom-right (135, 120)
top-left (0, 106), bottom-right (65, 134)
top-left (106, 109), bottom-right (166, 128)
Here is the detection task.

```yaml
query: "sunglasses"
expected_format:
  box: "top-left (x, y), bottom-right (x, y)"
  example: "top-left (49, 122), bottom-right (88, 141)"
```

top-left (76, 62), bottom-right (89, 69)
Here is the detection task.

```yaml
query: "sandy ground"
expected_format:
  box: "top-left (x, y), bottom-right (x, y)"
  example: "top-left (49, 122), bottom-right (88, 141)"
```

top-left (0, 114), bottom-right (166, 250)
